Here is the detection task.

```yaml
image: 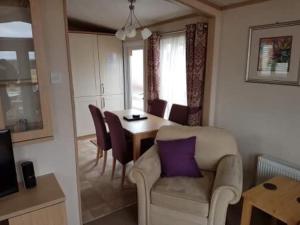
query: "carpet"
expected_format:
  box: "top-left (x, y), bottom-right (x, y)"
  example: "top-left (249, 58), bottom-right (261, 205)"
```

top-left (78, 138), bottom-right (137, 224)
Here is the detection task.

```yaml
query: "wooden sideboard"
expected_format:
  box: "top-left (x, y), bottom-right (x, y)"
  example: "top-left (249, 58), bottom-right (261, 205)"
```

top-left (0, 174), bottom-right (67, 225)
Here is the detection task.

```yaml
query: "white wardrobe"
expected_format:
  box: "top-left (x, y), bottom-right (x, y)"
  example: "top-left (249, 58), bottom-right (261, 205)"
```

top-left (69, 33), bottom-right (124, 137)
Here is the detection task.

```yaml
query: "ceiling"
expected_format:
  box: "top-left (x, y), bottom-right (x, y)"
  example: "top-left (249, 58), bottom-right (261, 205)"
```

top-left (67, 0), bottom-right (196, 30)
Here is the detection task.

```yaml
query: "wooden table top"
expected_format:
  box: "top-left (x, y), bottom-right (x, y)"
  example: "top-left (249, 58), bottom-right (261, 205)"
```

top-left (243, 176), bottom-right (300, 225)
top-left (113, 109), bottom-right (177, 135)
top-left (0, 173), bottom-right (65, 221)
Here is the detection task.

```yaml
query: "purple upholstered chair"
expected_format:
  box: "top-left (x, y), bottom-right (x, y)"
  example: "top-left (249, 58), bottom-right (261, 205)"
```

top-left (148, 99), bottom-right (167, 118)
top-left (104, 111), bottom-right (133, 187)
top-left (169, 104), bottom-right (189, 125)
top-left (89, 105), bottom-right (111, 174)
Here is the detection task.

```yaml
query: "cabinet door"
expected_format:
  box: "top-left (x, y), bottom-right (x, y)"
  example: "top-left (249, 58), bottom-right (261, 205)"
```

top-left (0, 0), bottom-right (52, 142)
top-left (69, 33), bottom-right (100, 97)
top-left (9, 203), bottom-right (67, 225)
top-left (74, 96), bottom-right (101, 137)
top-left (102, 95), bottom-right (124, 112)
top-left (98, 35), bottom-right (124, 95)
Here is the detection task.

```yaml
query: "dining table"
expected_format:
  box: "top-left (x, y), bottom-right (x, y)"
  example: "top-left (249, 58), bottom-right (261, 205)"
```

top-left (112, 109), bottom-right (178, 161)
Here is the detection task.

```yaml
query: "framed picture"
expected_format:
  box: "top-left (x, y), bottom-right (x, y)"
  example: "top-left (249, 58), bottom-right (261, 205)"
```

top-left (246, 20), bottom-right (300, 85)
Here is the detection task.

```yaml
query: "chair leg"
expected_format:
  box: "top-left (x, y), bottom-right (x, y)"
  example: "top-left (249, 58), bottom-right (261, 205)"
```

top-left (101, 151), bottom-right (108, 175)
top-left (95, 147), bottom-right (103, 166)
top-left (96, 146), bottom-right (103, 166)
top-left (121, 164), bottom-right (126, 188)
top-left (111, 157), bottom-right (116, 180)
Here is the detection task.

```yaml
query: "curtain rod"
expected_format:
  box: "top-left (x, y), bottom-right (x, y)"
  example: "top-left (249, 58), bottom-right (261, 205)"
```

top-left (160, 29), bottom-right (186, 36)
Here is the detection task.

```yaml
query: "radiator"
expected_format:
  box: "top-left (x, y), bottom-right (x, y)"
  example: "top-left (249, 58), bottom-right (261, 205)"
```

top-left (256, 155), bottom-right (300, 184)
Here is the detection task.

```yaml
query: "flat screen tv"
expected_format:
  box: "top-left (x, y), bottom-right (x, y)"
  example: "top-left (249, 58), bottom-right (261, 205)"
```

top-left (0, 129), bottom-right (18, 197)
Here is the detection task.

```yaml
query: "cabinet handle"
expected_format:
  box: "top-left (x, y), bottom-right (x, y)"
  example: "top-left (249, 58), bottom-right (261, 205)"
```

top-left (101, 98), bottom-right (104, 109)
top-left (101, 83), bottom-right (104, 94)
top-left (103, 98), bottom-right (105, 108)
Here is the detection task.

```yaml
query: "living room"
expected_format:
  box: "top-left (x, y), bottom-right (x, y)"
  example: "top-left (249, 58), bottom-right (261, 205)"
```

top-left (0, 0), bottom-right (299, 225)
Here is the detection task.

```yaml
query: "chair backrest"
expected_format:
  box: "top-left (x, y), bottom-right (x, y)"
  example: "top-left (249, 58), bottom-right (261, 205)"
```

top-left (155, 126), bottom-right (239, 171)
top-left (169, 104), bottom-right (189, 125)
top-left (148, 99), bottom-right (167, 118)
top-left (104, 111), bottom-right (128, 163)
top-left (88, 104), bottom-right (109, 150)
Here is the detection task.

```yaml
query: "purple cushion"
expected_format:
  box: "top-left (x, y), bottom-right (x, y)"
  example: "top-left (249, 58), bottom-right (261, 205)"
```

top-left (157, 136), bottom-right (202, 177)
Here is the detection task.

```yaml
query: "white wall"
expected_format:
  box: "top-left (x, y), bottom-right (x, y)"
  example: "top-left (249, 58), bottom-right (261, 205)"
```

top-left (13, 0), bottom-right (81, 225)
top-left (215, 0), bottom-right (300, 187)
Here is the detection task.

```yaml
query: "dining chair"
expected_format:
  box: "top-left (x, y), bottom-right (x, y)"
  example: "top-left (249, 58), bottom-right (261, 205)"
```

top-left (169, 104), bottom-right (189, 125)
top-left (148, 98), bottom-right (167, 118)
top-left (104, 111), bottom-right (133, 187)
top-left (88, 105), bottom-right (111, 175)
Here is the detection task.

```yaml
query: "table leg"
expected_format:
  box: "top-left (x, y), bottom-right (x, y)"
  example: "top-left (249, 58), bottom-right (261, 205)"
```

top-left (133, 135), bottom-right (141, 162)
top-left (240, 199), bottom-right (253, 225)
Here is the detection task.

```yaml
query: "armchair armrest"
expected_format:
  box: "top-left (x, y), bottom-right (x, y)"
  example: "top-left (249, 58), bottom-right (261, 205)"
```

top-left (129, 145), bottom-right (161, 225)
top-left (212, 154), bottom-right (243, 203)
top-left (129, 145), bottom-right (161, 187)
top-left (208, 155), bottom-right (243, 225)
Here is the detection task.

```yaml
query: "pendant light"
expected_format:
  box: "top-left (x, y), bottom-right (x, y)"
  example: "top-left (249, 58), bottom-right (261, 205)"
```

top-left (115, 0), bottom-right (152, 40)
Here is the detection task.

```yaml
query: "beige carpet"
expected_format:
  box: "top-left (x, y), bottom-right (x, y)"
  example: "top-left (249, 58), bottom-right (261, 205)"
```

top-left (86, 202), bottom-right (276, 225)
top-left (78, 138), bottom-right (137, 224)
top-left (86, 205), bottom-right (137, 225)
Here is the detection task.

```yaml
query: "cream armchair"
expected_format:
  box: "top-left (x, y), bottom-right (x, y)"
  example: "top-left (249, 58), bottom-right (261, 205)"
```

top-left (129, 126), bottom-right (243, 225)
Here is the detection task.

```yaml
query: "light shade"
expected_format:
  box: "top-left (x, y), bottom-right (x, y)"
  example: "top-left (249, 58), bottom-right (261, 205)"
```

top-left (141, 28), bottom-right (152, 40)
top-left (115, 29), bottom-right (126, 40)
top-left (125, 25), bottom-right (137, 38)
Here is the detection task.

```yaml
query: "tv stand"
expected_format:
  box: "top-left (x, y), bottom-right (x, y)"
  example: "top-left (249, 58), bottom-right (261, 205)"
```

top-left (0, 174), bottom-right (67, 225)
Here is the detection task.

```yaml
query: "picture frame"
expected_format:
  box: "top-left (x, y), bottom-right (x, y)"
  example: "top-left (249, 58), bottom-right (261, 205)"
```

top-left (246, 20), bottom-right (300, 86)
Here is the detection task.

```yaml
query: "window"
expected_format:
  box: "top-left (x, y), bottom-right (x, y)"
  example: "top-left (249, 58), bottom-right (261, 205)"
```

top-left (159, 33), bottom-right (187, 117)
top-left (129, 48), bottom-right (144, 111)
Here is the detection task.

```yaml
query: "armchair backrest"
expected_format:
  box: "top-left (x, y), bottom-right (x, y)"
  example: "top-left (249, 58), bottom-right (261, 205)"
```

top-left (155, 126), bottom-right (238, 171)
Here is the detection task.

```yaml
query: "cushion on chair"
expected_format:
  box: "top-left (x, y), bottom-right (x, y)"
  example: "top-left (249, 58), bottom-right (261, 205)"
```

top-left (157, 136), bottom-right (202, 177)
top-left (156, 126), bottom-right (239, 171)
top-left (151, 171), bottom-right (214, 217)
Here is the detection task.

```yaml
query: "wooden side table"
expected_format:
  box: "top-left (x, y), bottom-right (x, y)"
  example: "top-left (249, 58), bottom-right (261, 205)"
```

top-left (241, 176), bottom-right (300, 225)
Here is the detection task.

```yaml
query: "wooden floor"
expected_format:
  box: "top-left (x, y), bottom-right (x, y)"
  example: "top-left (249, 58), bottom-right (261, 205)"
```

top-left (78, 138), bottom-right (137, 224)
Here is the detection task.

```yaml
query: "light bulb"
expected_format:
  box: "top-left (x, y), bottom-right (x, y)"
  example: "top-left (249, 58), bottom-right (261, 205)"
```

top-left (115, 29), bottom-right (126, 40)
top-left (125, 25), bottom-right (136, 38)
top-left (141, 28), bottom-right (152, 40)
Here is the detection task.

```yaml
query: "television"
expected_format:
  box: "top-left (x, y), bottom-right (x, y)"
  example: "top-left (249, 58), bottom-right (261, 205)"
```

top-left (0, 129), bottom-right (18, 197)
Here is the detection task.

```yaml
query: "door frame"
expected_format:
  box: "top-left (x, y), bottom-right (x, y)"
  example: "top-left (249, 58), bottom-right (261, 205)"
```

top-left (123, 40), bottom-right (145, 110)
top-left (62, 0), bottom-right (222, 223)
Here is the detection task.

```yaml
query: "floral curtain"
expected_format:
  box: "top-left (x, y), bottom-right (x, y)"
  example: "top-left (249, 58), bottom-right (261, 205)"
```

top-left (147, 32), bottom-right (160, 109)
top-left (186, 23), bottom-right (208, 126)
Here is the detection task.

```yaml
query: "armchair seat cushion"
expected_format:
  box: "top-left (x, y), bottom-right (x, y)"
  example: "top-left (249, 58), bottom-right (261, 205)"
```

top-left (151, 171), bottom-right (215, 218)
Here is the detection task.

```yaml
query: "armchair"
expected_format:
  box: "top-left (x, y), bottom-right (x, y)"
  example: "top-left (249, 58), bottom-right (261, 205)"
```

top-left (129, 126), bottom-right (243, 225)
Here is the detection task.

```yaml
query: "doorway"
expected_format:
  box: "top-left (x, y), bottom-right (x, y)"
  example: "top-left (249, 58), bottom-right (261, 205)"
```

top-left (124, 41), bottom-right (145, 111)
top-left (67, 34), bottom-right (137, 224)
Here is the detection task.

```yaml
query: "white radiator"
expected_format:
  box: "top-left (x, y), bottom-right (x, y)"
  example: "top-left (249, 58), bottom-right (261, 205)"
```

top-left (256, 155), bottom-right (300, 184)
